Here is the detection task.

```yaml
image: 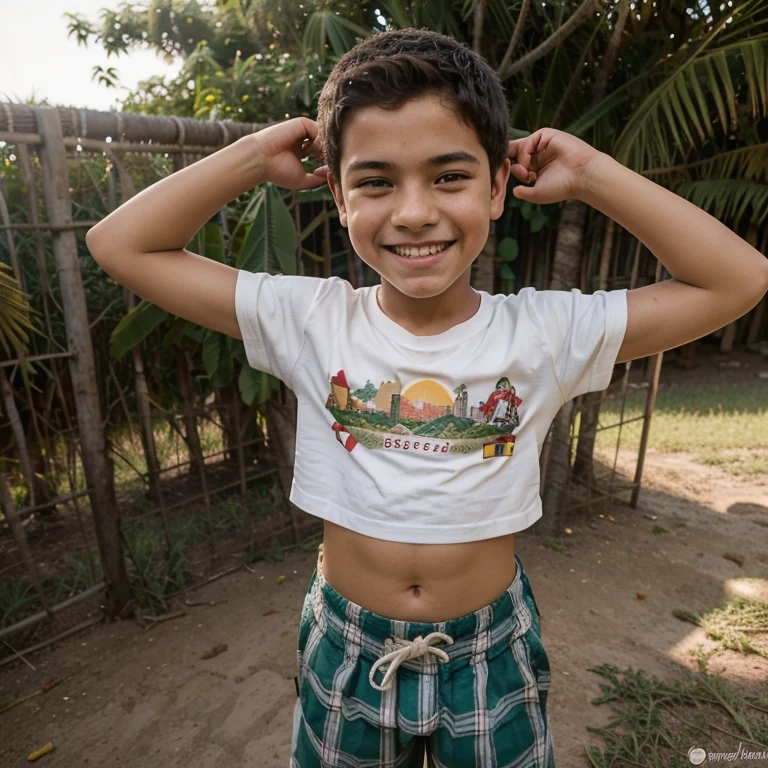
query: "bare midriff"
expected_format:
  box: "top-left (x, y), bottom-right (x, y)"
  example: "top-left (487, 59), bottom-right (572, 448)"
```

top-left (321, 521), bottom-right (517, 623)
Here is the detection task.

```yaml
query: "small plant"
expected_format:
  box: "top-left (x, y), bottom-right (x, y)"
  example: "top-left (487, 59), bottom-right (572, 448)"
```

top-left (169, 513), bottom-right (208, 546)
top-left (121, 519), bottom-right (194, 612)
top-left (59, 551), bottom-right (101, 596)
top-left (585, 663), bottom-right (768, 767)
top-left (247, 537), bottom-right (284, 564)
top-left (0, 576), bottom-right (39, 627)
top-left (212, 497), bottom-right (245, 532)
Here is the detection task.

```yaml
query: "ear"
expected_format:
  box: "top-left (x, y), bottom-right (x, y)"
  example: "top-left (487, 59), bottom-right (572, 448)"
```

top-left (490, 158), bottom-right (511, 221)
top-left (326, 172), bottom-right (348, 228)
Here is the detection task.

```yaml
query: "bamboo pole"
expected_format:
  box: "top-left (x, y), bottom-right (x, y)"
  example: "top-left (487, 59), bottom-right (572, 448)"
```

top-left (172, 345), bottom-right (215, 567)
top-left (34, 107), bottom-right (131, 615)
top-left (127, 467), bottom-right (277, 523)
top-left (111, 152), bottom-right (165, 509)
top-left (630, 260), bottom-right (665, 508)
top-left (1, 103), bottom-right (263, 145)
top-left (0, 583), bottom-right (106, 645)
top-left (0, 472), bottom-right (52, 617)
top-left (232, 380), bottom-right (252, 534)
top-left (0, 368), bottom-right (37, 507)
top-left (0, 186), bottom-right (23, 289)
top-left (0, 351), bottom-right (74, 370)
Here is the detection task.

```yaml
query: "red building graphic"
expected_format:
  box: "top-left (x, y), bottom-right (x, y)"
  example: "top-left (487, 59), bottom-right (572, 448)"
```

top-left (398, 397), bottom-right (452, 422)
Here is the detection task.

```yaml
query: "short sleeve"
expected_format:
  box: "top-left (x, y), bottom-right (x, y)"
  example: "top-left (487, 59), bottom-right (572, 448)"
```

top-left (234, 270), bottom-right (323, 385)
top-left (529, 288), bottom-right (628, 403)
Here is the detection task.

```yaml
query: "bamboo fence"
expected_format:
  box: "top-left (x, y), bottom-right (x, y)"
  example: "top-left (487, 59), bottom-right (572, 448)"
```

top-left (0, 101), bottom-right (765, 669)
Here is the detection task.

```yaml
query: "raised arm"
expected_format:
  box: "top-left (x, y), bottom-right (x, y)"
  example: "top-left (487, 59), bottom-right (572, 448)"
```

top-left (85, 117), bottom-right (327, 339)
top-left (577, 155), bottom-right (768, 364)
top-left (508, 129), bottom-right (768, 364)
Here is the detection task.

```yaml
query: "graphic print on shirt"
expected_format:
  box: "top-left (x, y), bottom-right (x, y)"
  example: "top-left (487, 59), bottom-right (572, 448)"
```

top-left (325, 370), bottom-right (522, 459)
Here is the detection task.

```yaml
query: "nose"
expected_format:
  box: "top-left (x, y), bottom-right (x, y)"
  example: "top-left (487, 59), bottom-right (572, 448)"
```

top-left (390, 182), bottom-right (440, 231)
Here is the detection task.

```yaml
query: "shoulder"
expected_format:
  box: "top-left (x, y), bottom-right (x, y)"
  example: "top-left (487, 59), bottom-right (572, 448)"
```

top-left (500, 286), bottom-right (626, 317)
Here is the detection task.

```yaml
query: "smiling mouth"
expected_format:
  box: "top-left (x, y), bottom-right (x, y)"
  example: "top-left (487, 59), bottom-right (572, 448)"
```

top-left (384, 241), bottom-right (456, 258)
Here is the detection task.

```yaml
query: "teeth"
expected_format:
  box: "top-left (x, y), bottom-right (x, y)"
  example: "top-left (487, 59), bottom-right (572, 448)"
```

top-left (392, 242), bottom-right (450, 258)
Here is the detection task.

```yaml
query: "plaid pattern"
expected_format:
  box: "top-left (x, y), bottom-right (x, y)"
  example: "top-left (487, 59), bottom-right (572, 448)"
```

top-left (291, 549), bottom-right (554, 767)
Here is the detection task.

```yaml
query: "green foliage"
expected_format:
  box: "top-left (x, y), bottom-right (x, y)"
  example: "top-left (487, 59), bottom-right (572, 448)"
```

top-left (122, 518), bottom-right (195, 612)
top-left (201, 329), bottom-right (234, 389)
top-left (238, 183), bottom-right (297, 274)
top-left (302, 11), bottom-right (371, 66)
top-left (59, 552), bottom-right (102, 595)
top-left (247, 536), bottom-right (285, 564)
top-left (585, 663), bottom-right (768, 767)
top-left (0, 261), bottom-right (40, 358)
top-left (498, 236), bottom-right (518, 288)
top-left (110, 300), bottom-right (170, 360)
top-left (0, 576), bottom-right (37, 627)
top-left (676, 177), bottom-right (768, 227)
top-left (63, 1), bottom-right (381, 121)
top-left (595, 383), bottom-right (768, 477)
top-left (239, 364), bottom-right (280, 406)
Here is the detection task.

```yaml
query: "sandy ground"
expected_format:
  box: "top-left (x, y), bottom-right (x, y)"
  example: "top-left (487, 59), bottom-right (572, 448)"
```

top-left (1, 443), bottom-right (767, 767)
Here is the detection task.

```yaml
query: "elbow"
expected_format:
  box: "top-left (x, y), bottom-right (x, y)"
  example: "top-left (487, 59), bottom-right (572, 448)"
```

top-left (746, 264), bottom-right (768, 307)
top-left (85, 224), bottom-right (109, 262)
top-left (85, 225), bottom-right (99, 256)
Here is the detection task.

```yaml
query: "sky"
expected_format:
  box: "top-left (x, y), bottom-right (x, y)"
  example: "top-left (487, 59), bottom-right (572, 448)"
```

top-left (0, 0), bottom-right (183, 111)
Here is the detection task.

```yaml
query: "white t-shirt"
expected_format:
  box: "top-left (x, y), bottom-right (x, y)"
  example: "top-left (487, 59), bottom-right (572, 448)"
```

top-left (235, 271), bottom-right (628, 544)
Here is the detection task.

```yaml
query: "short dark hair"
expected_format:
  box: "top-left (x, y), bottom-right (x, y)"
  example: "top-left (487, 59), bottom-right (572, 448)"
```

top-left (317, 28), bottom-right (509, 185)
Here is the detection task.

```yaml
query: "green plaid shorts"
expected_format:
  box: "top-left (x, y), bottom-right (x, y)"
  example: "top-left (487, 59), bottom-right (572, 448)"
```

top-left (290, 547), bottom-right (554, 767)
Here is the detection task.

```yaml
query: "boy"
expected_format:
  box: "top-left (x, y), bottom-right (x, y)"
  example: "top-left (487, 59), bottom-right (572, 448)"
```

top-left (86, 28), bottom-right (768, 768)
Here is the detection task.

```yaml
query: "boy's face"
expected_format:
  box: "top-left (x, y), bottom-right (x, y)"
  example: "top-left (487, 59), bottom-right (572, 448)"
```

top-left (327, 93), bottom-right (510, 301)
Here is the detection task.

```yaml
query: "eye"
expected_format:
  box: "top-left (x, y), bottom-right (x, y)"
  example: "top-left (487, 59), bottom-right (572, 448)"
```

top-left (358, 178), bottom-right (391, 188)
top-left (437, 173), bottom-right (469, 184)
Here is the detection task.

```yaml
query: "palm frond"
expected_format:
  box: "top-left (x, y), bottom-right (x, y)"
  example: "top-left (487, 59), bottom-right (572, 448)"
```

top-left (675, 178), bottom-right (768, 227)
top-left (643, 141), bottom-right (768, 182)
top-left (302, 12), bottom-right (372, 66)
top-left (614, 2), bottom-right (768, 170)
top-left (0, 262), bottom-right (39, 359)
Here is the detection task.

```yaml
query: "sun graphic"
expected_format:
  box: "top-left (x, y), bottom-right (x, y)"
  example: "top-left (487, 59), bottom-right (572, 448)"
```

top-left (401, 380), bottom-right (454, 406)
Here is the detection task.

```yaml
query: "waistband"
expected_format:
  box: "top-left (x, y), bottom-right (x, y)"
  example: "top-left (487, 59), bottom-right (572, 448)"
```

top-left (308, 545), bottom-right (536, 689)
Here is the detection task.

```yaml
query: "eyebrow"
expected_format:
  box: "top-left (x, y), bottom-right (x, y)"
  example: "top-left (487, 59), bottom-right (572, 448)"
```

top-left (345, 151), bottom-right (481, 176)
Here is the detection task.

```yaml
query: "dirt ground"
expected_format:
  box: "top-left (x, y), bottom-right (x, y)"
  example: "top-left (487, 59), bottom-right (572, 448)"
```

top-left (1, 443), bottom-right (766, 767)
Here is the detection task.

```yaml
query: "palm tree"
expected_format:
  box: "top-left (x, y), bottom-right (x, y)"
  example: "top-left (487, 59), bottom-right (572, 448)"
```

top-left (538, 0), bottom-right (768, 534)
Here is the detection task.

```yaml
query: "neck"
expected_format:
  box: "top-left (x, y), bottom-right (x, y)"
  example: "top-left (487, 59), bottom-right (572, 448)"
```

top-left (377, 271), bottom-right (481, 336)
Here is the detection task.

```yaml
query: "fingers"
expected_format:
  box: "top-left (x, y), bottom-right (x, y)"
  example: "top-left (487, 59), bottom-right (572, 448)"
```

top-left (298, 116), bottom-right (319, 141)
top-left (509, 128), bottom-right (554, 175)
top-left (296, 169), bottom-right (330, 190)
top-left (297, 117), bottom-right (324, 158)
top-left (510, 163), bottom-right (536, 183)
top-left (303, 139), bottom-right (324, 159)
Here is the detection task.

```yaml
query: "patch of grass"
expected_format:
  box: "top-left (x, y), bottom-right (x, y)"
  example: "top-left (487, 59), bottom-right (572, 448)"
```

top-left (59, 551), bottom-right (101, 595)
top-left (246, 537), bottom-right (285, 564)
top-left (0, 576), bottom-right (37, 627)
top-left (585, 663), bottom-right (768, 767)
top-left (592, 383), bottom-right (768, 476)
top-left (211, 497), bottom-right (247, 533)
top-left (121, 518), bottom-right (195, 613)
top-left (0, 548), bottom-right (105, 629)
top-left (674, 597), bottom-right (768, 658)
